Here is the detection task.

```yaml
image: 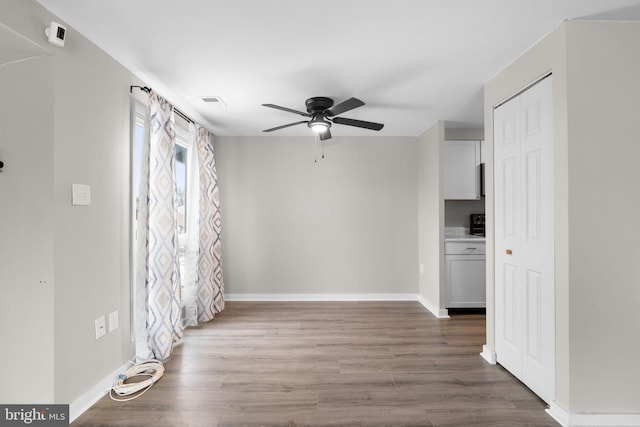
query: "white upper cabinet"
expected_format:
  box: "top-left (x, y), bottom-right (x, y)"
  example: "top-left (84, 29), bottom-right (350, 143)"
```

top-left (444, 140), bottom-right (481, 200)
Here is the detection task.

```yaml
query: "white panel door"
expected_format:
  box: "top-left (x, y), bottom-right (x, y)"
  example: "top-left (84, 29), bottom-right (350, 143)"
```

top-left (495, 91), bottom-right (522, 377)
top-left (494, 76), bottom-right (555, 404)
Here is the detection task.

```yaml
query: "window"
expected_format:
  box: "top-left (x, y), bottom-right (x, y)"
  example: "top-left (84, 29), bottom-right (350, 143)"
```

top-left (173, 126), bottom-right (190, 307)
top-left (132, 104), bottom-right (145, 232)
top-left (131, 100), bottom-right (146, 342)
top-left (174, 128), bottom-right (188, 235)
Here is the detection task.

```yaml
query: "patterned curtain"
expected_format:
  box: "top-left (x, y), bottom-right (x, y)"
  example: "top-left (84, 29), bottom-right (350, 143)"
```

top-left (135, 91), bottom-right (183, 361)
top-left (195, 125), bottom-right (225, 321)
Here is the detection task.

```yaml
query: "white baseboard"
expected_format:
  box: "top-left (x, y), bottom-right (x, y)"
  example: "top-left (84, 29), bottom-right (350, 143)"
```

top-left (225, 293), bottom-right (418, 302)
top-left (226, 293), bottom-right (457, 319)
top-left (480, 344), bottom-right (497, 364)
top-left (69, 361), bottom-right (131, 423)
top-left (416, 294), bottom-right (449, 318)
top-left (547, 403), bottom-right (570, 426)
top-left (226, 293), bottom-right (453, 319)
top-left (547, 402), bottom-right (640, 427)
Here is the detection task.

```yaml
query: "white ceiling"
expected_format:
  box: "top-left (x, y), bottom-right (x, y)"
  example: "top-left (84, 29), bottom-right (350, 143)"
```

top-left (35, 0), bottom-right (640, 137)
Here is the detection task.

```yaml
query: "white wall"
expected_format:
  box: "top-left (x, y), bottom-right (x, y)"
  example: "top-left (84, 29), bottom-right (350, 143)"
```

top-left (0, 0), bottom-right (136, 404)
top-left (417, 121), bottom-right (445, 313)
top-left (564, 21), bottom-right (640, 413)
top-left (444, 200), bottom-right (485, 228)
top-left (51, 10), bottom-right (135, 403)
top-left (214, 135), bottom-right (419, 296)
top-left (485, 20), bottom-right (640, 415)
top-left (0, 56), bottom-right (55, 403)
top-left (444, 128), bottom-right (484, 141)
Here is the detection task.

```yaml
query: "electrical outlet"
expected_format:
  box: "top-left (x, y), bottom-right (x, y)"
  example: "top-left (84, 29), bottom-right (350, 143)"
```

top-left (419, 263), bottom-right (424, 274)
top-left (95, 316), bottom-right (106, 339)
top-left (109, 311), bottom-right (119, 332)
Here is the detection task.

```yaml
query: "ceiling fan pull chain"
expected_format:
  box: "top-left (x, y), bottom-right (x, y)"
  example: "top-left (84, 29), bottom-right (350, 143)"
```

top-left (314, 133), bottom-right (318, 163)
top-left (322, 140), bottom-right (325, 159)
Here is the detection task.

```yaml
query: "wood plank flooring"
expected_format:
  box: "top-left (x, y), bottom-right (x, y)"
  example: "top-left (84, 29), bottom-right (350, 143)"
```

top-left (72, 302), bottom-right (559, 426)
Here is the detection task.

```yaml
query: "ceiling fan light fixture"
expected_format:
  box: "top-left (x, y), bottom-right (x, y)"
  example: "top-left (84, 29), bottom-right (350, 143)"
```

top-left (310, 122), bottom-right (329, 133)
top-left (308, 116), bottom-right (331, 133)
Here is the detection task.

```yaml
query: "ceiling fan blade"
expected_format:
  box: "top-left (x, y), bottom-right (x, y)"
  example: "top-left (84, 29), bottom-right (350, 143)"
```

top-left (332, 116), bottom-right (384, 131)
top-left (262, 103), bottom-right (310, 117)
top-left (326, 97), bottom-right (365, 117)
top-left (319, 128), bottom-right (332, 141)
top-left (263, 121), bottom-right (308, 132)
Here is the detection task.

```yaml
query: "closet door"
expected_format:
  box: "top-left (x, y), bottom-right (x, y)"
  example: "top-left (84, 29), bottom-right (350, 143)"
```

top-left (494, 76), bottom-right (555, 404)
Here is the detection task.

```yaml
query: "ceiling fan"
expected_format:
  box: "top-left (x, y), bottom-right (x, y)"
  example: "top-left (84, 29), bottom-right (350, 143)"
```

top-left (262, 97), bottom-right (384, 140)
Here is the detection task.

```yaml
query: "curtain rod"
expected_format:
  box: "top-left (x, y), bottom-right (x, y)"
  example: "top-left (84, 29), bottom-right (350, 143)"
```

top-left (130, 85), bottom-right (194, 124)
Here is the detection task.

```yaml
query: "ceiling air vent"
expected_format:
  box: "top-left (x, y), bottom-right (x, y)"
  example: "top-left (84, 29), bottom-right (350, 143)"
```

top-left (201, 96), bottom-right (226, 107)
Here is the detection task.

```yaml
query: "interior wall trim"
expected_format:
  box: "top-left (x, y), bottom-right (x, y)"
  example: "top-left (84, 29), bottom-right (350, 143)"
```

top-left (226, 293), bottom-right (452, 319)
top-left (415, 294), bottom-right (450, 319)
top-left (69, 361), bottom-right (130, 423)
top-left (493, 71), bottom-right (552, 110)
top-left (546, 402), bottom-right (640, 427)
top-left (225, 293), bottom-right (419, 302)
top-left (480, 345), bottom-right (497, 365)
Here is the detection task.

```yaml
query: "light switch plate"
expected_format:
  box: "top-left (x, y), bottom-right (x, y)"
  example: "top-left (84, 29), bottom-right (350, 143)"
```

top-left (72, 184), bottom-right (91, 206)
top-left (108, 311), bottom-right (119, 332)
top-left (95, 316), bottom-right (106, 339)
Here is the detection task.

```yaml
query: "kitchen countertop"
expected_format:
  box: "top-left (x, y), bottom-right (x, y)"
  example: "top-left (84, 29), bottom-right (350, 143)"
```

top-left (444, 227), bottom-right (486, 242)
top-left (444, 234), bottom-right (486, 242)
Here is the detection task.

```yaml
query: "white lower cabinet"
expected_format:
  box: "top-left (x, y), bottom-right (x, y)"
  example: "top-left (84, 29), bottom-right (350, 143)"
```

top-left (445, 241), bottom-right (486, 308)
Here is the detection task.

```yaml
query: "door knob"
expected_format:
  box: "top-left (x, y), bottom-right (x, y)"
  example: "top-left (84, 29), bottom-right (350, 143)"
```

top-left (506, 249), bottom-right (512, 255)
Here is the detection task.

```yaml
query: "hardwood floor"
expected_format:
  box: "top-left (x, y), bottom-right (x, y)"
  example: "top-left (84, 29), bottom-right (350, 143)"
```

top-left (72, 302), bottom-right (559, 426)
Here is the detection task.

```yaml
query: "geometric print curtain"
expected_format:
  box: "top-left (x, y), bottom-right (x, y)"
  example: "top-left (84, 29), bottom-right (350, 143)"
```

top-left (195, 124), bottom-right (225, 322)
top-left (134, 91), bottom-right (183, 361)
top-left (179, 124), bottom-right (226, 327)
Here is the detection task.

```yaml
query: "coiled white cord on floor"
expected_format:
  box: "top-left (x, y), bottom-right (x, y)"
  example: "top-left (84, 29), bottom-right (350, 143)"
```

top-left (110, 359), bottom-right (165, 402)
